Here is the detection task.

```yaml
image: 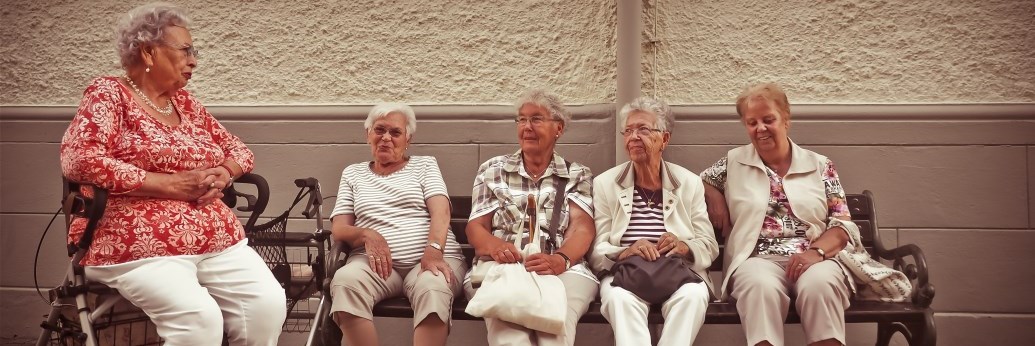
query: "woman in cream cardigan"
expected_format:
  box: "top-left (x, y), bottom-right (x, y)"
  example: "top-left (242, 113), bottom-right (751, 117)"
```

top-left (702, 83), bottom-right (855, 346)
top-left (589, 97), bottom-right (718, 346)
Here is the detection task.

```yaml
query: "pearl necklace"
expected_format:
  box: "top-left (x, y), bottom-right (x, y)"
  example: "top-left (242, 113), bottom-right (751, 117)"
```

top-left (124, 76), bottom-right (174, 116)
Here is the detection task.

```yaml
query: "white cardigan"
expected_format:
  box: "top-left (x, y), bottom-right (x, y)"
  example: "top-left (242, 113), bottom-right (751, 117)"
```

top-left (589, 161), bottom-right (719, 296)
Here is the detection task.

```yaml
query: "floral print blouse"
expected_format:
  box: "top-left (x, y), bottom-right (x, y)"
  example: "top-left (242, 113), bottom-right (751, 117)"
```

top-left (700, 157), bottom-right (850, 256)
top-left (60, 77), bottom-right (254, 266)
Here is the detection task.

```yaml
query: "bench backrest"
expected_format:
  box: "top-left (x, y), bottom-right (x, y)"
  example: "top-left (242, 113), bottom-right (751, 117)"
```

top-left (446, 192), bottom-right (879, 269)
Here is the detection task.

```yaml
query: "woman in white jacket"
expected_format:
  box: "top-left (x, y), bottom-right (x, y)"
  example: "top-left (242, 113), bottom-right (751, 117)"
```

top-left (590, 97), bottom-right (718, 346)
top-left (702, 83), bottom-right (854, 346)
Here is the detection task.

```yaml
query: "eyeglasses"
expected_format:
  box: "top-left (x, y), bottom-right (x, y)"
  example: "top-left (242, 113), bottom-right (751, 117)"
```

top-left (514, 116), bottom-right (560, 126)
top-left (619, 126), bottom-right (663, 137)
top-left (372, 126), bottom-right (405, 138)
top-left (161, 41), bottom-right (199, 58)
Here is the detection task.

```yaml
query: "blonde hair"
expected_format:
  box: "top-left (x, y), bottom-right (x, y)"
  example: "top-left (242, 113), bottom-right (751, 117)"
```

top-left (735, 82), bottom-right (791, 119)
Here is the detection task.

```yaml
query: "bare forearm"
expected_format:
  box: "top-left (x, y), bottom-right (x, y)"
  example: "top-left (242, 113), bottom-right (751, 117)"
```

top-left (558, 227), bottom-right (592, 263)
top-left (425, 195), bottom-right (451, 246)
top-left (703, 183), bottom-right (724, 204)
top-left (465, 215), bottom-right (501, 255)
top-left (811, 225), bottom-right (850, 255)
top-left (331, 215), bottom-right (373, 249)
top-left (559, 202), bottom-right (595, 263)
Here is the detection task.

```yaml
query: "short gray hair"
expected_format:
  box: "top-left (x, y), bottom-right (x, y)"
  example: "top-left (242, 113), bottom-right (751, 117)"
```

top-left (115, 3), bottom-right (190, 69)
top-left (514, 89), bottom-right (571, 127)
top-left (618, 97), bottom-right (674, 132)
top-left (364, 103), bottom-right (417, 138)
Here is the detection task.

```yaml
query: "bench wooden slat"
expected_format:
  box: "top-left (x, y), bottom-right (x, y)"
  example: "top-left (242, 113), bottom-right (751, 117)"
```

top-left (356, 192), bottom-right (935, 345)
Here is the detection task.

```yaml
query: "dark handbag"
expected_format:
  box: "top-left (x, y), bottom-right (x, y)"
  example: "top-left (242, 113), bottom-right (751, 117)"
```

top-left (610, 255), bottom-right (702, 304)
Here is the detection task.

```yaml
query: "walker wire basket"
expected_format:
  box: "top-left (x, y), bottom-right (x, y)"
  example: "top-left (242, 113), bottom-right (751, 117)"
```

top-left (245, 178), bottom-right (331, 334)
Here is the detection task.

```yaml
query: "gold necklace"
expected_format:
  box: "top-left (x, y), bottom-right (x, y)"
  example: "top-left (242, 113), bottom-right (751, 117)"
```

top-left (524, 162), bottom-right (547, 180)
top-left (637, 186), bottom-right (659, 208)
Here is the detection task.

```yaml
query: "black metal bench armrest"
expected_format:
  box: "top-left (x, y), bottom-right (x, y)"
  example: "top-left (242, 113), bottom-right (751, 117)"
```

top-left (323, 241), bottom-right (350, 292)
top-left (876, 243), bottom-right (935, 308)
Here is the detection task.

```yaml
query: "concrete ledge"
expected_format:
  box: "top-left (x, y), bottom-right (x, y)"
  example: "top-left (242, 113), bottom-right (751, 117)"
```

top-left (0, 104), bottom-right (616, 121)
top-left (671, 103), bottom-right (1035, 120)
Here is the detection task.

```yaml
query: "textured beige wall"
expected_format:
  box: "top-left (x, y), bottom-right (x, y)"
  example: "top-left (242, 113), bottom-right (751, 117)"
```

top-left (0, 0), bottom-right (616, 105)
top-left (648, 0), bottom-right (1035, 103)
top-left (4, 0), bottom-right (1035, 106)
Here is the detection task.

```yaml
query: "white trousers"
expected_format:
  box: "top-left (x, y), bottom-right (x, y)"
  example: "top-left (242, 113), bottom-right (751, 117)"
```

top-left (600, 276), bottom-right (710, 346)
top-left (729, 256), bottom-right (850, 346)
top-left (85, 240), bottom-right (286, 346)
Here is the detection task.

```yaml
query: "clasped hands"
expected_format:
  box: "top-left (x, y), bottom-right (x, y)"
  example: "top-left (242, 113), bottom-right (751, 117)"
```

top-left (618, 232), bottom-right (690, 261)
top-left (485, 239), bottom-right (567, 275)
top-left (170, 167), bottom-right (233, 206)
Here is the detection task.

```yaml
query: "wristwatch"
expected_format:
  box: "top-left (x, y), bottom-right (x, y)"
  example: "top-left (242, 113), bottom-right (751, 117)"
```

top-left (809, 246), bottom-right (827, 260)
top-left (556, 252), bottom-right (572, 270)
top-left (428, 242), bottom-right (444, 253)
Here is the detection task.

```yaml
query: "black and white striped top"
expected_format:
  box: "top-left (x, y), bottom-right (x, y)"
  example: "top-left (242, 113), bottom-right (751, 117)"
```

top-left (620, 187), bottom-right (666, 246)
top-left (330, 156), bottom-right (463, 267)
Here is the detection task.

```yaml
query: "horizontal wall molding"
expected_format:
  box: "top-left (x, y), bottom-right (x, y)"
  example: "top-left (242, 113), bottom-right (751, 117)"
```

top-left (3, 103), bottom-right (1033, 121)
top-left (672, 104), bottom-right (1035, 121)
top-left (0, 104), bottom-right (616, 121)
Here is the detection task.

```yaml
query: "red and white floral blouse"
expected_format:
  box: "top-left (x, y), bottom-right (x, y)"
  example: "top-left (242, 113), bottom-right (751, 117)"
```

top-left (60, 77), bottom-right (255, 266)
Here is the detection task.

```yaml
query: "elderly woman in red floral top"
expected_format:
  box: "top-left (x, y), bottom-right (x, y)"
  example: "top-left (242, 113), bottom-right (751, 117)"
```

top-left (59, 3), bottom-right (285, 345)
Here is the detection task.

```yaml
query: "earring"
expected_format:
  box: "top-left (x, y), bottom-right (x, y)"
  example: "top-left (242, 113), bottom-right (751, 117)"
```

top-left (145, 66), bottom-right (150, 73)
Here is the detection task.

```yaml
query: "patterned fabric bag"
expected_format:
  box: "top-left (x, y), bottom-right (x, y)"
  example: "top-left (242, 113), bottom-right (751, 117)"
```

top-left (832, 219), bottom-right (912, 302)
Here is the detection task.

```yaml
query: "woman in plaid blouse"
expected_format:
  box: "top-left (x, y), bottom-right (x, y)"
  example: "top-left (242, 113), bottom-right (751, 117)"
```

top-left (463, 90), bottom-right (598, 346)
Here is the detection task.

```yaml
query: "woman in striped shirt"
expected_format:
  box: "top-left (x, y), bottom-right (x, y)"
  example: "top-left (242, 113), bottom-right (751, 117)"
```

top-left (589, 97), bottom-right (719, 346)
top-left (328, 103), bottom-right (466, 346)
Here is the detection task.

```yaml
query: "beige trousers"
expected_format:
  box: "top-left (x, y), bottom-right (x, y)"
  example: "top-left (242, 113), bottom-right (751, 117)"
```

top-left (330, 255), bottom-right (467, 328)
top-left (464, 271), bottom-right (599, 346)
top-left (729, 255), bottom-right (851, 346)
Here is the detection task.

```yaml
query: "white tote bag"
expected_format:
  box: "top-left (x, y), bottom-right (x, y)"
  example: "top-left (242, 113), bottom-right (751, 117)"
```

top-left (465, 194), bottom-right (567, 335)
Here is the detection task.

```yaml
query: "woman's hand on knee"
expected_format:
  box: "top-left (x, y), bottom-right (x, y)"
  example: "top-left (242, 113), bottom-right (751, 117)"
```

top-left (362, 230), bottom-right (393, 280)
top-left (785, 250), bottom-right (824, 281)
top-left (420, 248), bottom-right (456, 284)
